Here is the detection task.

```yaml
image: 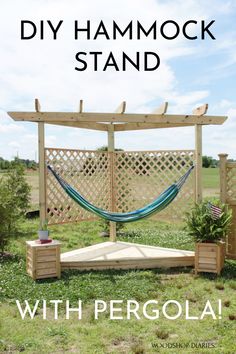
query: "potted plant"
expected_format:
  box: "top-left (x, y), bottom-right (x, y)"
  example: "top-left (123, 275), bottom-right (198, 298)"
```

top-left (38, 220), bottom-right (49, 241)
top-left (186, 201), bottom-right (232, 275)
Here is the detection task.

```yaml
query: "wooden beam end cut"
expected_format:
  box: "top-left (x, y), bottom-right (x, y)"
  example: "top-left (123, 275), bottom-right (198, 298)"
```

top-left (35, 98), bottom-right (41, 112)
top-left (193, 103), bottom-right (208, 116)
top-left (152, 102), bottom-right (168, 115)
top-left (115, 101), bottom-right (126, 114)
top-left (79, 99), bottom-right (83, 113)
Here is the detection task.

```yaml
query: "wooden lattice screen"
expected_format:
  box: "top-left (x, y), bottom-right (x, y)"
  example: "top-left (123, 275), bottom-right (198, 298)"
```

top-left (46, 149), bottom-right (111, 225)
top-left (45, 148), bottom-right (195, 225)
top-left (225, 161), bottom-right (236, 259)
top-left (226, 163), bottom-right (236, 204)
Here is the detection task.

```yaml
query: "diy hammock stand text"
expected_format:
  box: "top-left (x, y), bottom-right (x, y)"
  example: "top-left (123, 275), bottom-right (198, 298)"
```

top-left (20, 19), bottom-right (216, 72)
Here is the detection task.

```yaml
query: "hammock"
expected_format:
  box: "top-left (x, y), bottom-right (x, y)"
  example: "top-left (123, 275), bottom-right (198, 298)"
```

top-left (47, 165), bottom-right (194, 223)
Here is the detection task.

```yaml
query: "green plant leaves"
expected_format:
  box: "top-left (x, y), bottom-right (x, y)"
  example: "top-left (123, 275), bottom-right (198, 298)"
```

top-left (0, 165), bottom-right (31, 252)
top-left (185, 201), bottom-right (232, 243)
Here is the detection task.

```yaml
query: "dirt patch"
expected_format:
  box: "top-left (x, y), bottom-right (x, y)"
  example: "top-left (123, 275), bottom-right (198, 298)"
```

top-left (108, 336), bottom-right (145, 354)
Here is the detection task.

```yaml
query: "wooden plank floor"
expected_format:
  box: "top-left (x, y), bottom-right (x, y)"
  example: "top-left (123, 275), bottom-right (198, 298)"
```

top-left (61, 241), bottom-right (195, 271)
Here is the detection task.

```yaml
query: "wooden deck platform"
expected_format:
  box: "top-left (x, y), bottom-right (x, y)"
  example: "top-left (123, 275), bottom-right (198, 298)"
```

top-left (61, 241), bottom-right (195, 271)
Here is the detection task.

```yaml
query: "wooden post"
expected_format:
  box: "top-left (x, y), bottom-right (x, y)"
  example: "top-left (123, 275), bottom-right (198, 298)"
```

top-left (36, 99), bottom-right (46, 228)
top-left (195, 124), bottom-right (203, 202)
top-left (218, 153), bottom-right (228, 203)
top-left (193, 104), bottom-right (208, 203)
top-left (108, 124), bottom-right (116, 242)
top-left (218, 153), bottom-right (236, 259)
top-left (38, 122), bottom-right (46, 227)
top-left (228, 205), bottom-right (236, 260)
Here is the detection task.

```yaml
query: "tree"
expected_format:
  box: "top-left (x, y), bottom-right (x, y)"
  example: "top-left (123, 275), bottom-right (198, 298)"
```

top-left (0, 156), bottom-right (38, 171)
top-left (202, 155), bottom-right (214, 168)
top-left (0, 165), bottom-right (31, 252)
top-left (96, 146), bottom-right (124, 152)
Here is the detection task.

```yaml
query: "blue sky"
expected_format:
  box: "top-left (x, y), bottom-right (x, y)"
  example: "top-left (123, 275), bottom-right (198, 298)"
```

top-left (0, 0), bottom-right (236, 160)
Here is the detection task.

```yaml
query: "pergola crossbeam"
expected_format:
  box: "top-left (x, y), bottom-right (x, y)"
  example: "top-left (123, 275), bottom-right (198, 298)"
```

top-left (114, 101), bottom-right (169, 131)
top-left (8, 112), bottom-right (227, 126)
top-left (114, 122), bottom-right (195, 131)
top-left (49, 121), bottom-right (109, 131)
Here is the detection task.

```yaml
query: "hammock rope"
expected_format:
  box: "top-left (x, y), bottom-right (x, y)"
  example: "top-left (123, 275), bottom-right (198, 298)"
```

top-left (47, 164), bottom-right (194, 223)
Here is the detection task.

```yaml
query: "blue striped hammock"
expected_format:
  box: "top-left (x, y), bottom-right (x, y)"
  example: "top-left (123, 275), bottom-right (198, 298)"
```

top-left (47, 165), bottom-right (194, 223)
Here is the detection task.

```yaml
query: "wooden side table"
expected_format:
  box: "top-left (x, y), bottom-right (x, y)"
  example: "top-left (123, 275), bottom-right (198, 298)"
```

top-left (26, 240), bottom-right (61, 280)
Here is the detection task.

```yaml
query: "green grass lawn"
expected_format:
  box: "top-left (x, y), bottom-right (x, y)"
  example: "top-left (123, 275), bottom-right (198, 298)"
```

top-left (202, 168), bottom-right (220, 199)
top-left (202, 168), bottom-right (220, 190)
top-left (202, 168), bottom-right (219, 189)
top-left (0, 167), bottom-right (231, 353)
top-left (1, 219), bottom-right (236, 353)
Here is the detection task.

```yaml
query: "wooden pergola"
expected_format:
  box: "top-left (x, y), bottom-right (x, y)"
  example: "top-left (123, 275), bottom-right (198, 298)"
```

top-left (8, 99), bottom-right (227, 241)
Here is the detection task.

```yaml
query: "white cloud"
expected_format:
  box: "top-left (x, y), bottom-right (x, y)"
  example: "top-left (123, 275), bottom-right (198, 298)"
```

top-left (0, 123), bottom-right (25, 133)
top-left (0, 110), bottom-right (26, 131)
top-left (0, 0), bottom-right (219, 111)
top-left (8, 141), bottom-right (21, 148)
top-left (218, 99), bottom-right (233, 109)
top-left (45, 135), bottom-right (57, 146)
top-left (202, 107), bottom-right (236, 159)
top-left (0, 0), bottom-right (235, 160)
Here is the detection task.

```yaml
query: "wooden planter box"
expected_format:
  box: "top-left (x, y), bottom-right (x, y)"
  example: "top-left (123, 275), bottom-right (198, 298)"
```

top-left (26, 240), bottom-right (61, 280)
top-left (195, 241), bottom-right (226, 275)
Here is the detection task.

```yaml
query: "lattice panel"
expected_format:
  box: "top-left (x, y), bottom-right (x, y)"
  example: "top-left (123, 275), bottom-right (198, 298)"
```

top-left (45, 148), bottom-right (195, 225)
top-left (113, 150), bottom-right (195, 220)
top-left (226, 164), bottom-right (236, 202)
top-left (46, 148), bottom-right (111, 225)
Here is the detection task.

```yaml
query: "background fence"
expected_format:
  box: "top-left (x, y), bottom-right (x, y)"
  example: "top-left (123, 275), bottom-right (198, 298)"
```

top-left (219, 154), bottom-right (236, 259)
top-left (226, 162), bottom-right (236, 259)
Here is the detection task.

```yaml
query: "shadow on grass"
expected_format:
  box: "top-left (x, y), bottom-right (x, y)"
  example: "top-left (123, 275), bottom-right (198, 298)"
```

top-left (28, 267), bottom-right (193, 286)
top-left (13, 229), bottom-right (35, 239)
top-left (0, 253), bottom-right (22, 263)
top-left (56, 266), bottom-right (193, 281)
